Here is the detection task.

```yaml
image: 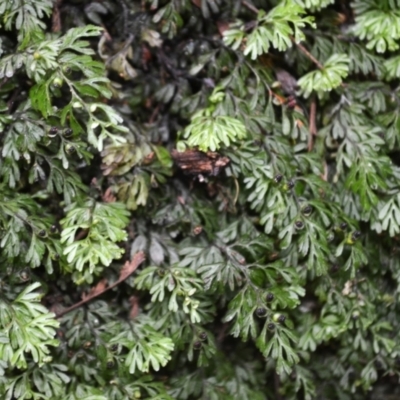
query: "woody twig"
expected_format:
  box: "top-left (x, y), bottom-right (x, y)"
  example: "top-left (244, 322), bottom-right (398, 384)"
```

top-left (55, 252), bottom-right (146, 319)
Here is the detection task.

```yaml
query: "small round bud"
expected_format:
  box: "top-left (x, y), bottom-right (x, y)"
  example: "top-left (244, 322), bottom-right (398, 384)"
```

top-left (266, 293), bottom-right (274, 302)
top-left (198, 332), bottom-right (207, 341)
top-left (106, 360), bottom-right (115, 369)
top-left (63, 128), bottom-right (73, 138)
top-left (351, 310), bottom-right (360, 320)
top-left (273, 313), bottom-right (286, 324)
top-left (294, 220), bottom-right (304, 230)
top-left (346, 231), bottom-right (362, 245)
top-left (48, 126), bottom-right (58, 137)
top-left (302, 205), bottom-right (313, 217)
top-left (327, 231), bottom-right (335, 242)
top-left (193, 226), bottom-right (202, 235)
top-left (340, 222), bottom-right (348, 230)
top-left (83, 341), bottom-right (91, 349)
top-left (134, 390), bottom-right (141, 399)
top-left (72, 101), bottom-right (82, 108)
top-left (50, 225), bottom-right (58, 234)
top-left (62, 65), bottom-right (71, 74)
top-left (65, 144), bottom-right (76, 154)
top-left (193, 341), bottom-right (202, 350)
top-left (255, 307), bottom-right (267, 317)
top-left (38, 229), bottom-right (47, 238)
top-left (351, 231), bottom-right (361, 241)
top-left (274, 174), bottom-right (283, 184)
top-left (282, 180), bottom-right (295, 192)
top-left (330, 264), bottom-right (339, 273)
top-left (110, 344), bottom-right (118, 352)
top-left (267, 323), bottom-right (275, 331)
top-left (52, 77), bottom-right (63, 88)
top-left (20, 270), bottom-right (30, 282)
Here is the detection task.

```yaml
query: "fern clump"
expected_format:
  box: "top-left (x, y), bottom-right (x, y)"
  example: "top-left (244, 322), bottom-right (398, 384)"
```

top-left (1, 0), bottom-right (400, 399)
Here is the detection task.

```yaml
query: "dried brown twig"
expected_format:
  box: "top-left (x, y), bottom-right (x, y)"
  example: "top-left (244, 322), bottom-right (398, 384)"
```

top-left (55, 252), bottom-right (146, 318)
top-left (52, 0), bottom-right (63, 33)
top-left (308, 96), bottom-right (317, 151)
top-left (241, 0), bottom-right (260, 14)
top-left (291, 38), bottom-right (324, 70)
top-left (240, 1), bottom-right (325, 70)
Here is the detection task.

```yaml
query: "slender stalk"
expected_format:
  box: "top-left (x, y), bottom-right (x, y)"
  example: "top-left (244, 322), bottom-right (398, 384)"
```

top-left (55, 252), bottom-right (145, 318)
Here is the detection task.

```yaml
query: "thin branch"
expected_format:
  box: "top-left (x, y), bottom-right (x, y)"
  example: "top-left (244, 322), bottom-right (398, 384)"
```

top-left (148, 104), bottom-right (161, 124)
top-left (52, 0), bottom-right (63, 33)
top-left (241, 0), bottom-right (260, 14)
top-left (274, 371), bottom-right (284, 400)
top-left (0, 77), bottom-right (9, 91)
top-left (240, 0), bottom-right (325, 71)
top-left (7, 87), bottom-right (21, 112)
top-left (322, 161), bottom-right (328, 181)
top-left (105, 34), bottom-right (134, 69)
top-left (55, 252), bottom-right (146, 319)
top-left (291, 38), bottom-right (324, 70)
top-left (308, 96), bottom-right (317, 151)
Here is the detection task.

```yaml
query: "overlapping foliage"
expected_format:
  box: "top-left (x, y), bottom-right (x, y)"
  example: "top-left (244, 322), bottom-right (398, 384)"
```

top-left (1, 0), bottom-right (400, 399)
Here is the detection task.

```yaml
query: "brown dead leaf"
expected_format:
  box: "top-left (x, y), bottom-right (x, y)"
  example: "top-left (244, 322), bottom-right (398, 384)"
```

top-left (193, 226), bottom-right (203, 235)
top-left (100, 25), bottom-right (112, 41)
top-left (90, 177), bottom-right (98, 187)
top-left (119, 251), bottom-right (146, 280)
top-left (217, 21), bottom-right (230, 36)
top-left (191, 0), bottom-right (201, 7)
top-left (82, 279), bottom-right (108, 300)
top-left (177, 196), bottom-right (185, 205)
top-left (335, 12), bottom-right (347, 25)
top-left (51, 0), bottom-right (63, 32)
top-left (270, 91), bottom-right (286, 105)
top-left (50, 304), bottom-right (64, 316)
top-left (342, 280), bottom-right (353, 296)
top-left (171, 149), bottom-right (230, 177)
top-left (129, 296), bottom-right (140, 319)
top-left (102, 187), bottom-right (116, 203)
top-left (143, 152), bottom-right (155, 165)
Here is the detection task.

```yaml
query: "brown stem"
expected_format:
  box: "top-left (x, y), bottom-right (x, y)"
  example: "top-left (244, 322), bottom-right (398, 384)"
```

top-left (308, 96), bottom-right (317, 151)
top-left (7, 87), bottom-right (21, 112)
top-left (274, 371), bottom-right (283, 400)
top-left (0, 77), bottom-right (9, 91)
top-left (322, 161), bottom-right (328, 181)
top-left (241, 0), bottom-right (260, 14)
top-left (52, 0), bottom-right (63, 33)
top-left (240, 0), bottom-right (325, 71)
top-left (292, 38), bottom-right (324, 70)
top-left (294, 41), bottom-right (345, 87)
top-left (149, 104), bottom-right (161, 124)
top-left (74, 228), bottom-right (89, 241)
top-left (55, 252), bottom-right (146, 319)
